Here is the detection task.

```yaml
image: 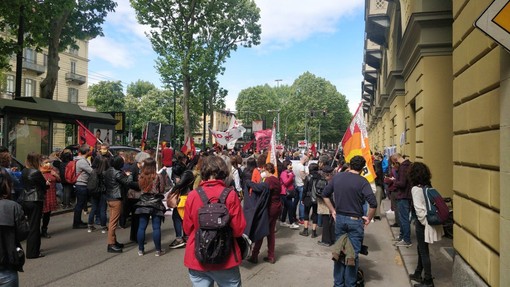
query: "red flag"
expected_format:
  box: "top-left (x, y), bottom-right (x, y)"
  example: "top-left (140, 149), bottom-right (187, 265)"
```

top-left (76, 120), bottom-right (97, 147)
top-left (254, 129), bottom-right (272, 153)
top-left (242, 139), bottom-right (254, 152)
top-left (181, 137), bottom-right (196, 156)
top-left (311, 142), bottom-right (317, 158)
top-left (341, 103), bottom-right (376, 183)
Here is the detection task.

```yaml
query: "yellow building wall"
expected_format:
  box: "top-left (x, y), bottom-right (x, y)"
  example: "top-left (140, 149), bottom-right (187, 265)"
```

top-left (452, 0), bottom-right (502, 285)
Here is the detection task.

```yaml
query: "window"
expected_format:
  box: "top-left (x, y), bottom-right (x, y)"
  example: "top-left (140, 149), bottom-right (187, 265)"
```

top-left (5, 75), bottom-right (15, 94)
top-left (70, 61), bottom-right (77, 74)
top-left (43, 53), bottom-right (48, 67)
top-left (24, 48), bottom-right (36, 64)
top-left (23, 79), bottom-right (35, 97)
top-left (68, 88), bottom-right (78, 104)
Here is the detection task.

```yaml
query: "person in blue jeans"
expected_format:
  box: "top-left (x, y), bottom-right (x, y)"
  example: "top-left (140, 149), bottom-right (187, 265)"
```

top-left (88, 156), bottom-right (109, 233)
top-left (322, 156), bottom-right (377, 287)
top-left (389, 153), bottom-right (413, 248)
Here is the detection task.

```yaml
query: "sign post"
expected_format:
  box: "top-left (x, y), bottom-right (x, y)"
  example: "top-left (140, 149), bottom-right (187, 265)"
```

top-left (475, 0), bottom-right (510, 51)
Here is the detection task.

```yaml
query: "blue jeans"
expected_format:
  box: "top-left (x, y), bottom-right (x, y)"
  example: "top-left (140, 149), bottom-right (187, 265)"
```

top-left (397, 199), bottom-right (411, 243)
top-left (137, 214), bottom-right (162, 252)
top-left (334, 214), bottom-right (364, 287)
top-left (280, 195), bottom-right (296, 223)
top-left (188, 266), bottom-right (241, 287)
top-left (73, 185), bottom-right (88, 226)
top-left (293, 185), bottom-right (304, 221)
top-left (0, 268), bottom-right (19, 287)
top-left (88, 194), bottom-right (107, 226)
top-left (172, 209), bottom-right (183, 238)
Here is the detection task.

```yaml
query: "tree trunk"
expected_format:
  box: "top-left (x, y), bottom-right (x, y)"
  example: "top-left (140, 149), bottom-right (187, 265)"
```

top-left (208, 84), bottom-right (216, 145)
top-left (39, 9), bottom-right (71, 100)
top-left (182, 77), bottom-right (191, 142)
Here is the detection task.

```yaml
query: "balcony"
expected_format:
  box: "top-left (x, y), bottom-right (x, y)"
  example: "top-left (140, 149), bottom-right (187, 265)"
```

top-left (65, 72), bottom-right (86, 85)
top-left (364, 38), bottom-right (382, 70)
top-left (365, 0), bottom-right (390, 46)
top-left (362, 63), bottom-right (378, 84)
top-left (22, 60), bottom-right (46, 75)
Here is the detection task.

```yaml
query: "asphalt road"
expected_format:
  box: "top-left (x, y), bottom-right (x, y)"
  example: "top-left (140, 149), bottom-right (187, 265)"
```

top-left (19, 203), bottom-right (415, 287)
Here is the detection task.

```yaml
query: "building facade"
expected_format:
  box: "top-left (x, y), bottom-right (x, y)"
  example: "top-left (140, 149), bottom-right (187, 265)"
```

top-left (362, 0), bottom-right (509, 286)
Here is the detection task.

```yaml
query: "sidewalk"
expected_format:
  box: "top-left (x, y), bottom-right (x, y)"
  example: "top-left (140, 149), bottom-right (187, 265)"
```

top-left (383, 199), bottom-right (454, 286)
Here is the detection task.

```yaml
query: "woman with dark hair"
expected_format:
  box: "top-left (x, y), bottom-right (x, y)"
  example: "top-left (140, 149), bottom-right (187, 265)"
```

top-left (279, 160), bottom-right (298, 229)
top-left (300, 163), bottom-right (320, 238)
top-left (183, 155), bottom-right (246, 286)
top-left (408, 162), bottom-right (443, 287)
top-left (247, 162), bottom-right (282, 264)
top-left (168, 169), bottom-right (195, 249)
top-left (241, 158), bottom-right (256, 195)
top-left (40, 155), bottom-right (60, 238)
top-left (103, 155), bottom-right (136, 253)
top-left (88, 156), bottom-right (109, 233)
top-left (58, 150), bottom-right (74, 209)
top-left (20, 152), bottom-right (47, 259)
top-left (0, 168), bottom-right (28, 286)
top-left (135, 158), bottom-right (167, 256)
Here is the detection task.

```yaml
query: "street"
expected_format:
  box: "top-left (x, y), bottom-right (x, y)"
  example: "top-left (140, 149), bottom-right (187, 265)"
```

top-left (19, 200), bottom-right (451, 286)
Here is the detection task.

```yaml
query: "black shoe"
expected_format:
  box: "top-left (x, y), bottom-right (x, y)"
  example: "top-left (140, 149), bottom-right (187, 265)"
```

top-left (374, 216), bottom-right (381, 221)
top-left (360, 245), bottom-right (369, 256)
top-left (107, 244), bottom-right (123, 253)
top-left (414, 279), bottom-right (434, 287)
top-left (27, 252), bottom-right (45, 259)
top-left (299, 229), bottom-right (309, 237)
top-left (409, 273), bottom-right (423, 282)
top-left (41, 232), bottom-right (51, 238)
top-left (115, 242), bottom-right (125, 248)
top-left (73, 223), bottom-right (88, 229)
top-left (390, 223), bottom-right (400, 228)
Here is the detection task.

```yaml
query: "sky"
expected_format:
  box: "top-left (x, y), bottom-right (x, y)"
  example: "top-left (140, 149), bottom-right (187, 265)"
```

top-left (88, 0), bottom-right (366, 114)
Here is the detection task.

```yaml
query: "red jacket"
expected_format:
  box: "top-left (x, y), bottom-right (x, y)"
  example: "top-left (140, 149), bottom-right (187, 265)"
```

top-left (161, 147), bottom-right (174, 167)
top-left (183, 179), bottom-right (246, 271)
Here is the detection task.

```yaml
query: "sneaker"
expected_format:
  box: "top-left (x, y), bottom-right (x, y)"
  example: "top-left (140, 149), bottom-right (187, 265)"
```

top-left (169, 238), bottom-right (186, 249)
top-left (394, 240), bottom-right (412, 247)
top-left (392, 237), bottom-right (403, 242)
top-left (298, 219), bottom-right (305, 225)
top-left (101, 226), bottom-right (108, 234)
top-left (87, 225), bottom-right (96, 233)
top-left (280, 221), bottom-right (290, 227)
top-left (289, 223), bottom-right (300, 229)
top-left (386, 210), bottom-right (394, 214)
top-left (317, 241), bottom-right (332, 247)
top-left (138, 250), bottom-right (144, 256)
top-left (390, 223), bottom-right (400, 228)
top-left (155, 250), bottom-right (165, 257)
top-left (107, 244), bottom-right (122, 253)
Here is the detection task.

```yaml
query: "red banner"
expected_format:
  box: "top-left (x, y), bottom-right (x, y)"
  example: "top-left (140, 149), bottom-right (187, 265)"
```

top-left (76, 120), bottom-right (97, 147)
top-left (254, 129), bottom-right (272, 153)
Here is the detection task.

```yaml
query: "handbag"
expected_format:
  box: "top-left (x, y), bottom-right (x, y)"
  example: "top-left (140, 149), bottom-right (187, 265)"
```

top-left (166, 192), bottom-right (180, 209)
top-left (285, 186), bottom-right (296, 198)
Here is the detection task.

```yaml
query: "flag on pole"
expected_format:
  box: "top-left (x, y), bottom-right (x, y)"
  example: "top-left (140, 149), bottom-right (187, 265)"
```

top-left (266, 121), bottom-right (278, 176)
top-left (76, 120), bottom-right (97, 147)
top-left (242, 139), bottom-right (255, 152)
top-left (311, 142), bottom-right (317, 158)
top-left (181, 137), bottom-right (196, 156)
top-left (341, 103), bottom-right (376, 183)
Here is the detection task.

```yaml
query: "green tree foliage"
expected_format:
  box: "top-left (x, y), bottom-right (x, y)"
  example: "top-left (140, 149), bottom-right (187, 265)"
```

top-left (236, 72), bottom-right (352, 148)
top-left (0, 0), bottom-right (117, 99)
top-left (130, 0), bottom-right (261, 140)
top-left (126, 80), bottom-right (157, 100)
top-left (87, 81), bottom-right (125, 112)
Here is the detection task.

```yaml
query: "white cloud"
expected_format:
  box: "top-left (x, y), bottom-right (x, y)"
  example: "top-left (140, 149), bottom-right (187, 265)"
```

top-left (255, 0), bottom-right (363, 47)
top-left (106, 0), bottom-right (149, 40)
top-left (89, 37), bottom-right (134, 68)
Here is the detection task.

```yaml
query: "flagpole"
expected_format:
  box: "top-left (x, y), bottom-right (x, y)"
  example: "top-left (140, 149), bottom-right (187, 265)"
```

top-left (155, 123), bottom-right (162, 171)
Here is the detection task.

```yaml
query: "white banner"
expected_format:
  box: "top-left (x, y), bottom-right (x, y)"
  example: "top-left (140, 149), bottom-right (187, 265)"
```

top-left (210, 115), bottom-right (246, 146)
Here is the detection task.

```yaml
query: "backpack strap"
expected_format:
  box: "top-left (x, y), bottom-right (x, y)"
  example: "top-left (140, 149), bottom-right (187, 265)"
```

top-left (196, 187), bottom-right (210, 205)
top-left (219, 187), bottom-right (232, 204)
top-left (422, 186), bottom-right (431, 211)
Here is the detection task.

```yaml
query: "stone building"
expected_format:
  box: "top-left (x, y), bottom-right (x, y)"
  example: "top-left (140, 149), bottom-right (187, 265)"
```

top-left (362, 0), bottom-right (509, 286)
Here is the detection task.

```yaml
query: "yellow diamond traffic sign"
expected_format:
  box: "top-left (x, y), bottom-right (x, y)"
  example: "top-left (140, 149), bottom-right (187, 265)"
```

top-left (476, 0), bottom-right (510, 51)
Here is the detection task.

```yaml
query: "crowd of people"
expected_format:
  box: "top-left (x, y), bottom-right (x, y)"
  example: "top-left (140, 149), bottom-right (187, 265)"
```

top-left (0, 142), bottom-right (442, 287)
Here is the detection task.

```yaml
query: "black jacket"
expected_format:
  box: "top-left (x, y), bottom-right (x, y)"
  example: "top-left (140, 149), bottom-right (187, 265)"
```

top-left (0, 199), bottom-right (27, 271)
top-left (21, 168), bottom-right (47, 202)
top-left (103, 167), bottom-right (136, 200)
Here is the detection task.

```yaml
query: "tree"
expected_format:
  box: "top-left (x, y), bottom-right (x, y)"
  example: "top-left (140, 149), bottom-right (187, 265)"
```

top-left (87, 81), bottom-right (125, 112)
top-left (131, 0), bottom-right (261, 140)
top-left (0, 0), bottom-right (117, 99)
top-left (127, 80), bottom-right (157, 100)
top-left (236, 84), bottom-right (280, 123)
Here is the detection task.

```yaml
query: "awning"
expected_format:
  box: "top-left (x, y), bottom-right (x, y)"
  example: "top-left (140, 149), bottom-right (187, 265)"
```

top-left (0, 97), bottom-right (117, 124)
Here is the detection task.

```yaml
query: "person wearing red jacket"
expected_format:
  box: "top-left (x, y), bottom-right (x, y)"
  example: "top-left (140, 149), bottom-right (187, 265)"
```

top-left (183, 155), bottom-right (246, 286)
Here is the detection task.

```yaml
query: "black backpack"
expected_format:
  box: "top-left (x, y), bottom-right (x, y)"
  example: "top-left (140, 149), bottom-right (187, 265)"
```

top-left (313, 177), bottom-right (328, 198)
top-left (194, 187), bottom-right (234, 264)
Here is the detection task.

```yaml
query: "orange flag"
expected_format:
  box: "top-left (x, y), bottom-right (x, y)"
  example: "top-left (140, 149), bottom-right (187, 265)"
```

top-left (341, 103), bottom-right (376, 183)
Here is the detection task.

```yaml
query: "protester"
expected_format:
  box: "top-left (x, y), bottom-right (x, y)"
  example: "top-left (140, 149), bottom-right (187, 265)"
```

top-left (168, 170), bottom-right (194, 249)
top-left (183, 155), bottom-right (246, 286)
top-left (0, 168), bottom-right (28, 286)
top-left (88, 156), bottom-right (109, 233)
top-left (279, 160), bottom-right (299, 229)
top-left (21, 152), bottom-right (47, 259)
top-left (317, 165), bottom-right (336, 246)
top-left (135, 158), bottom-right (167, 256)
top-left (389, 153), bottom-right (413, 247)
top-left (0, 151), bottom-right (23, 203)
top-left (293, 155), bottom-right (309, 225)
top-left (58, 149), bottom-right (74, 209)
top-left (322, 155), bottom-right (377, 287)
top-left (408, 162), bottom-right (443, 287)
top-left (161, 142), bottom-right (174, 181)
top-left (300, 163), bottom-right (320, 238)
top-left (40, 155), bottom-right (60, 238)
top-left (247, 162), bottom-right (282, 264)
top-left (73, 145), bottom-right (93, 229)
top-left (103, 155), bottom-right (136, 253)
